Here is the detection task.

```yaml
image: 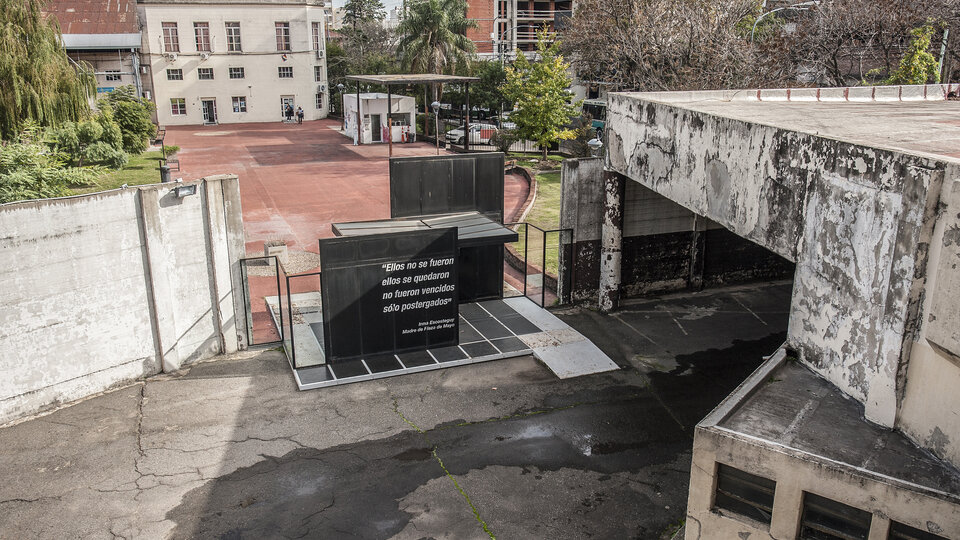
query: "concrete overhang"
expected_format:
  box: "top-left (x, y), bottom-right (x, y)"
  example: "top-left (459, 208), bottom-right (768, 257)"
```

top-left (613, 84), bottom-right (960, 164)
top-left (61, 33), bottom-right (141, 50)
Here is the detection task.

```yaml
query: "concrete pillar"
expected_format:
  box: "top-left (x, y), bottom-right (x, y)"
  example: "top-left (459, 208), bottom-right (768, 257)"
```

top-left (201, 175), bottom-right (246, 354)
top-left (138, 188), bottom-right (182, 372)
top-left (688, 214), bottom-right (708, 290)
top-left (598, 170), bottom-right (624, 312)
top-left (770, 478), bottom-right (803, 539)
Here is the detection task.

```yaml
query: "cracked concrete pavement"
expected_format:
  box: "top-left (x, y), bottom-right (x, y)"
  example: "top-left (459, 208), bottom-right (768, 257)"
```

top-left (0, 281), bottom-right (791, 539)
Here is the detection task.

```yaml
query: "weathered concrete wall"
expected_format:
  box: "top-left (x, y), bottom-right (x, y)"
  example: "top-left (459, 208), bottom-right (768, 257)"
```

top-left (0, 176), bottom-right (245, 425)
top-left (605, 93), bottom-right (945, 427)
top-left (560, 158), bottom-right (604, 302)
top-left (899, 167), bottom-right (960, 467)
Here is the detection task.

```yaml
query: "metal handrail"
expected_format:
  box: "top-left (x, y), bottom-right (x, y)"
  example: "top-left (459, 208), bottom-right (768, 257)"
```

top-left (238, 255), bottom-right (284, 347)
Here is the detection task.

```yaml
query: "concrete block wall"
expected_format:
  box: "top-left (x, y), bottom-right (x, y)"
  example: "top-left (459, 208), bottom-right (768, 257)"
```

top-left (0, 176), bottom-right (246, 425)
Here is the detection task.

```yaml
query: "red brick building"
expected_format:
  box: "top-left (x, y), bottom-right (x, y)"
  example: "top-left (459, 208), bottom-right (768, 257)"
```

top-left (467, 0), bottom-right (573, 58)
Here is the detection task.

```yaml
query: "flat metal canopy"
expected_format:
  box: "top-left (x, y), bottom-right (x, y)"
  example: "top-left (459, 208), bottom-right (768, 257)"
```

top-left (332, 212), bottom-right (517, 248)
top-left (345, 74), bottom-right (479, 85)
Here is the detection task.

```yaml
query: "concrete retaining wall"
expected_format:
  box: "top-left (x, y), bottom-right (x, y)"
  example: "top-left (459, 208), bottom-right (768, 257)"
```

top-left (0, 176), bottom-right (246, 425)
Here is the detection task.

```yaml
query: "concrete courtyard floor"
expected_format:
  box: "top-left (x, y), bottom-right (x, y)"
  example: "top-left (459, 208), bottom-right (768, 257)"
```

top-left (0, 281), bottom-right (791, 539)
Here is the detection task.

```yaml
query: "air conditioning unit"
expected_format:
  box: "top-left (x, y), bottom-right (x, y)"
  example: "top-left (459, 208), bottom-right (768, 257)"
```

top-left (200, 52), bottom-right (210, 61)
top-left (317, 84), bottom-right (325, 93)
top-left (316, 49), bottom-right (324, 59)
top-left (141, 66), bottom-right (149, 74)
top-left (164, 52), bottom-right (177, 61)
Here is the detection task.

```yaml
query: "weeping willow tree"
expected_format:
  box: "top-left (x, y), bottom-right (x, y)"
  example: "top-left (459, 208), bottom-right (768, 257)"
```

top-left (0, 0), bottom-right (95, 140)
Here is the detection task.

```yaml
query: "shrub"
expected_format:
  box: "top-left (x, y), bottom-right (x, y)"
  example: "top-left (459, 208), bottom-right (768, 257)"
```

top-left (83, 141), bottom-right (128, 169)
top-left (0, 139), bottom-right (103, 203)
top-left (489, 128), bottom-right (518, 154)
top-left (99, 86), bottom-right (156, 154)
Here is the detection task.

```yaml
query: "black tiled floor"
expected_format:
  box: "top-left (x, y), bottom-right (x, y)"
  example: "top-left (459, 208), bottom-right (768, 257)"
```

top-left (459, 303), bottom-right (491, 322)
top-left (498, 315), bottom-right (540, 336)
top-left (329, 360), bottom-right (369, 379)
top-left (491, 337), bottom-right (528, 353)
top-left (470, 318), bottom-right (513, 340)
top-left (298, 365), bottom-right (336, 385)
top-left (458, 319), bottom-right (484, 343)
top-left (398, 350), bottom-right (438, 367)
top-left (478, 300), bottom-right (521, 319)
top-left (364, 354), bottom-right (404, 373)
top-left (431, 346), bottom-right (469, 362)
top-left (462, 341), bottom-right (498, 358)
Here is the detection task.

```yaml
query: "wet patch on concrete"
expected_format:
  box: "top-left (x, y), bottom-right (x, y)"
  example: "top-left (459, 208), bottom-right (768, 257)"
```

top-left (165, 384), bottom-right (690, 539)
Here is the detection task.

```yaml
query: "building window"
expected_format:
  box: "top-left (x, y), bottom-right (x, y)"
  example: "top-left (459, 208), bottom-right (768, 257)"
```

top-left (278, 66), bottom-right (293, 78)
top-left (315, 93), bottom-right (323, 109)
top-left (314, 65), bottom-right (323, 82)
top-left (890, 521), bottom-right (948, 540)
top-left (800, 492), bottom-right (871, 540)
top-left (229, 67), bottom-right (245, 79)
top-left (275, 22), bottom-right (291, 51)
top-left (162, 22), bottom-right (179, 52)
top-left (225, 22), bottom-right (242, 52)
top-left (104, 70), bottom-right (121, 81)
top-left (232, 96), bottom-right (247, 113)
top-left (166, 69), bottom-right (183, 80)
top-left (712, 464), bottom-right (775, 525)
top-left (198, 67), bottom-right (214, 80)
top-left (312, 21), bottom-right (322, 52)
top-left (170, 98), bottom-right (186, 115)
top-left (194, 22), bottom-right (210, 52)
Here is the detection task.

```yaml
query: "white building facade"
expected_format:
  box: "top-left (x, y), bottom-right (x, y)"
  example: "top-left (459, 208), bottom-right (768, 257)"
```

top-left (138, 0), bottom-right (329, 126)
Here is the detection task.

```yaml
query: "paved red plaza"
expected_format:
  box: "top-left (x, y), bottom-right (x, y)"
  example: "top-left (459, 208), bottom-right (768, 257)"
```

top-left (168, 119), bottom-right (528, 255)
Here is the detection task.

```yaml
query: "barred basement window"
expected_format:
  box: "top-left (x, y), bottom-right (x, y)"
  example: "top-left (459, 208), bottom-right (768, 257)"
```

top-left (229, 67), bottom-right (245, 79)
top-left (166, 69), bottom-right (183, 81)
top-left (889, 521), bottom-right (948, 540)
top-left (198, 68), bottom-right (213, 80)
top-left (278, 66), bottom-right (293, 78)
top-left (712, 464), bottom-right (775, 525)
top-left (800, 492), bottom-right (872, 540)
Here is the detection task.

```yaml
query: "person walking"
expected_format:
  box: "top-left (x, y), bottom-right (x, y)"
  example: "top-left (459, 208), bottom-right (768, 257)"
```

top-left (285, 104), bottom-right (294, 122)
top-left (296, 106), bottom-right (304, 124)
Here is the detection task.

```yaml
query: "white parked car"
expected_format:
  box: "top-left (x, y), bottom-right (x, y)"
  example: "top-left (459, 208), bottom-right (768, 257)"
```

top-left (445, 123), bottom-right (498, 145)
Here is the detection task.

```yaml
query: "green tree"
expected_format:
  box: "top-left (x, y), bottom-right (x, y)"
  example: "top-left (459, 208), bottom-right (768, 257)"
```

top-left (0, 0), bottom-right (95, 139)
top-left (98, 86), bottom-right (155, 153)
top-left (887, 25), bottom-right (941, 85)
top-left (0, 125), bottom-right (103, 203)
top-left (397, 0), bottom-right (477, 78)
top-left (503, 30), bottom-right (580, 159)
top-left (344, 0), bottom-right (386, 30)
top-left (471, 60), bottom-right (508, 115)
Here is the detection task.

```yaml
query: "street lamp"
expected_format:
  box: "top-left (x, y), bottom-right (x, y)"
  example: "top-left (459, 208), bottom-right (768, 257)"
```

top-left (431, 101), bottom-right (441, 155)
top-left (587, 138), bottom-right (603, 158)
top-left (751, 1), bottom-right (818, 43)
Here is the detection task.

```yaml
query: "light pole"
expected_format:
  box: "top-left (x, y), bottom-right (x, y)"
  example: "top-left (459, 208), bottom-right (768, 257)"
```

top-left (431, 101), bottom-right (441, 155)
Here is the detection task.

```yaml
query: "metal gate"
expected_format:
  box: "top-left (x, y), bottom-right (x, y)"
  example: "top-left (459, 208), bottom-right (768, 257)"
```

top-left (503, 223), bottom-right (574, 307)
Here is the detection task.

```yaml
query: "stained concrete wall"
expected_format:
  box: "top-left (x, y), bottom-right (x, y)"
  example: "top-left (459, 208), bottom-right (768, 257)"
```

top-left (604, 93), bottom-right (946, 427)
top-left (899, 166), bottom-right (960, 466)
top-left (0, 176), bottom-right (246, 425)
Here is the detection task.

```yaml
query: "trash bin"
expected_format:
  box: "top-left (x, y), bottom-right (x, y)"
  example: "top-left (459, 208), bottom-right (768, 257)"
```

top-left (160, 165), bottom-right (171, 183)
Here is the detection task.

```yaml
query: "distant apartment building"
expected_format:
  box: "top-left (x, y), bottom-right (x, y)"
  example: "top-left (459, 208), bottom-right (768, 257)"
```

top-left (138, 0), bottom-right (329, 126)
top-left (466, 0), bottom-right (572, 59)
top-left (44, 0), bottom-right (146, 99)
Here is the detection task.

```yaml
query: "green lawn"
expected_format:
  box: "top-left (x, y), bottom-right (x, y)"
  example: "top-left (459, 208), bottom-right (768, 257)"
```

top-left (69, 150), bottom-right (166, 195)
top-left (508, 154), bottom-right (565, 279)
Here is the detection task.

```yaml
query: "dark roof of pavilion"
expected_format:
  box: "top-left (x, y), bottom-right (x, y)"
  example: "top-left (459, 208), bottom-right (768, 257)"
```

top-left (345, 74), bottom-right (479, 85)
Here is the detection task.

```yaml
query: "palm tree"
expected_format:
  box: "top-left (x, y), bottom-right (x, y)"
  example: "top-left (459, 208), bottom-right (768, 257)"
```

top-left (397, 0), bottom-right (476, 137)
top-left (397, 0), bottom-right (476, 75)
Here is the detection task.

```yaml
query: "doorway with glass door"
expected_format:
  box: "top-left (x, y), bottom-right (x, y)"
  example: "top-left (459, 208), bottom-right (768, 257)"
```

top-left (201, 99), bottom-right (217, 125)
top-left (281, 96), bottom-right (295, 122)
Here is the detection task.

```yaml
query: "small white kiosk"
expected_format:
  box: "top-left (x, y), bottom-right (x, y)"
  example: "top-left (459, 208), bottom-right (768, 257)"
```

top-left (342, 93), bottom-right (417, 144)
